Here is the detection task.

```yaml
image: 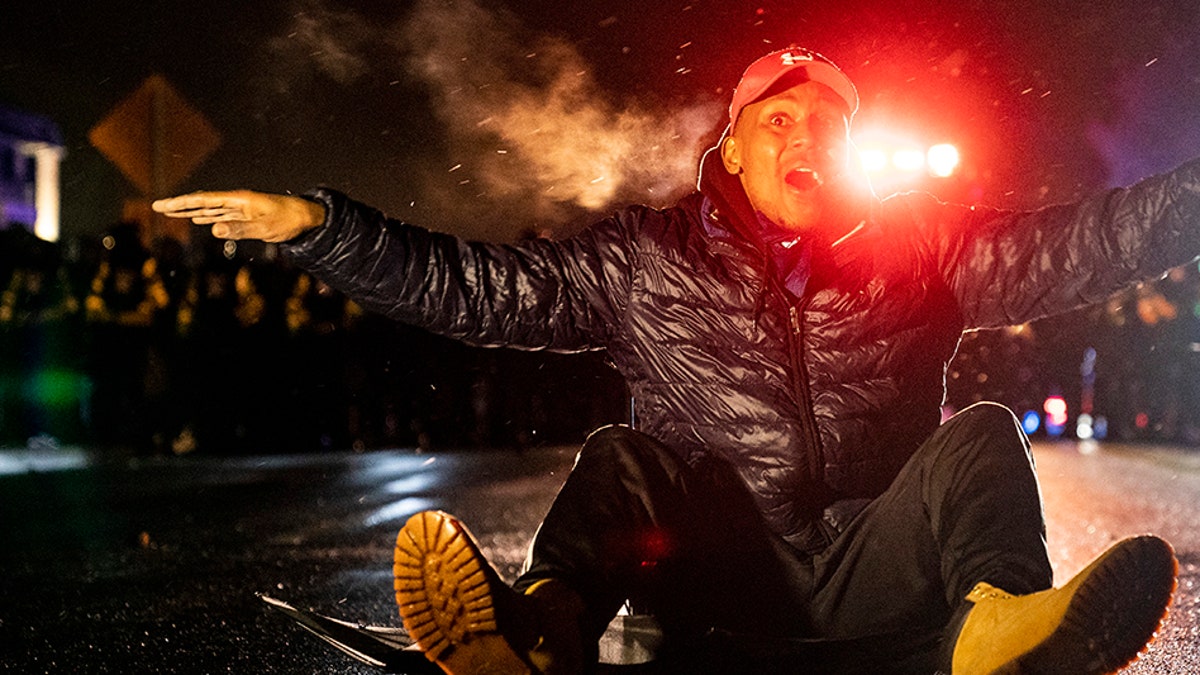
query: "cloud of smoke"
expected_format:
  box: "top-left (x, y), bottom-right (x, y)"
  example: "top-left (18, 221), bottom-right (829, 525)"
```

top-left (395, 0), bottom-right (721, 227)
top-left (265, 0), bottom-right (373, 90)
top-left (262, 0), bottom-right (720, 237)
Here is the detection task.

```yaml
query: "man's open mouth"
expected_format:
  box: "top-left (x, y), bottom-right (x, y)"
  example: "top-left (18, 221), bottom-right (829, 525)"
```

top-left (785, 167), bottom-right (822, 191)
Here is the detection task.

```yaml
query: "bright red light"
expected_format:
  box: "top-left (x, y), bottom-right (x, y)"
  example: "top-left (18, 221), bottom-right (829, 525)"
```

top-left (1043, 396), bottom-right (1068, 426)
top-left (892, 149), bottom-right (926, 172)
top-left (858, 148), bottom-right (888, 173)
top-left (854, 130), bottom-right (961, 187)
top-left (927, 143), bottom-right (960, 177)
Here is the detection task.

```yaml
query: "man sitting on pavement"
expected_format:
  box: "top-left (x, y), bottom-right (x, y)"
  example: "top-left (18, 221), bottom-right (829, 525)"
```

top-left (155, 47), bottom-right (1186, 673)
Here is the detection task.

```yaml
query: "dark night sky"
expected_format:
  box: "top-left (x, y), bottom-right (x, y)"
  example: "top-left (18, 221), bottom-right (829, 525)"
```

top-left (3, 0), bottom-right (1200, 243)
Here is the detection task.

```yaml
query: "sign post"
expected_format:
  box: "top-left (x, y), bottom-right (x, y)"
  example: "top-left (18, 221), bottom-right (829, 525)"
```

top-left (89, 74), bottom-right (221, 244)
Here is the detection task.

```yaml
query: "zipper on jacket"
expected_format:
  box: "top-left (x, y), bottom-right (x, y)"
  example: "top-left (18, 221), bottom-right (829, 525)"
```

top-left (787, 303), bottom-right (824, 486)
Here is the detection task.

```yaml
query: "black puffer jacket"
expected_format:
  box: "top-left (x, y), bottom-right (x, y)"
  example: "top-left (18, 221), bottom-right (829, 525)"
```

top-left (281, 151), bottom-right (1200, 552)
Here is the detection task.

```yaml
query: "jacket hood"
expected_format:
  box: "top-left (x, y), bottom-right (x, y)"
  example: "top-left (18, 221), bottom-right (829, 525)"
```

top-left (696, 132), bottom-right (765, 243)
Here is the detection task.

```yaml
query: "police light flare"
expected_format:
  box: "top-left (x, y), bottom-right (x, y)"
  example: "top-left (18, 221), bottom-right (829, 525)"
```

top-left (1044, 395), bottom-right (1069, 427)
top-left (855, 139), bottom-right (960, 180)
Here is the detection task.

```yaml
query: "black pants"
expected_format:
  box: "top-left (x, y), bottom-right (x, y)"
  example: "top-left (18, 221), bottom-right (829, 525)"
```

top-left (514, 402), bottom-right (1053, 664)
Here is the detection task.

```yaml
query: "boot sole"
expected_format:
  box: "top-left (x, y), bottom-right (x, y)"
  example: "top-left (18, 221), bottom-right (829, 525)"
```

top-left (394, 510), bottom-right (533, 675)
top-left (1001, 535), bottom-right (1178, 674)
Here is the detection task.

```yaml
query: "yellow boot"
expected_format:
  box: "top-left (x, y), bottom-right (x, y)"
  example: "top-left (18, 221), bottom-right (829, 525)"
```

top-left (951, 535), bottom-right (1177, 674)
top-left (393, 510), bottom-right (585, 675)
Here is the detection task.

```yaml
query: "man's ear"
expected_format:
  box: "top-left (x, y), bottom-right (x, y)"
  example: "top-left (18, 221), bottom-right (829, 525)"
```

top-left (720, 136), bottom-right (741, 175)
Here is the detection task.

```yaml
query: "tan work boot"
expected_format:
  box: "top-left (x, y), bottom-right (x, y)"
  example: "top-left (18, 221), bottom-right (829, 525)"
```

top-left (393, 510), bottom-right (585, 674)
top-left (951, 535), bottom-right (1177, 674)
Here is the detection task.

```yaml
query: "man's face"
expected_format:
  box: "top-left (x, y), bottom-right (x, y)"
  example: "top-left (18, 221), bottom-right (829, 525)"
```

top-left (721, 81), bottom-right (855, 233)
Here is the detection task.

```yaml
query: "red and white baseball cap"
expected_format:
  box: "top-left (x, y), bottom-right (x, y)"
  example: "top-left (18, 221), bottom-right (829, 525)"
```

top-left (729, 48), bottom-right (858, 128)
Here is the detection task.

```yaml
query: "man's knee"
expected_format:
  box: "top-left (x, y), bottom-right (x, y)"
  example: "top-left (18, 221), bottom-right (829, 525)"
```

top-left (582, 424), bottom-right (669, 461)
top-left (577, 424), bottom-right (688, 486)
top-left (921, 401), bottom-right (1031, 473)
top-left (583, 423), bottom-right (642, 449)
top-left (945, 401), bottom-right (1022, 438)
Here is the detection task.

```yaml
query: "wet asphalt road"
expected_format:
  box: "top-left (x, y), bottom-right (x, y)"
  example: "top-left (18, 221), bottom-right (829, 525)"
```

top-left (0, 440), bottom-right (1197, 674)
top-left (0, 446), bottom-right (572, 674)
top-left (1034, 443), bottom-right (1200, 674)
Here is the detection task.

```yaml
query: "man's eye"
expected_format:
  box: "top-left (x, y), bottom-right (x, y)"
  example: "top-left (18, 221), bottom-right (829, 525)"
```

top-left (768, 113), bottom-right (791, 127)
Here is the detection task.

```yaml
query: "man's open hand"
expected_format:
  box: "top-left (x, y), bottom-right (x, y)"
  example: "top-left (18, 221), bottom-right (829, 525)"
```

top-left (151, 190), bottom-right (326, 243)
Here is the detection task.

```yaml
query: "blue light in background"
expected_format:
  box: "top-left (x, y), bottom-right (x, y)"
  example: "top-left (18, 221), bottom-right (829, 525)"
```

top-left (1020, 410), bottom-right (1041, 435)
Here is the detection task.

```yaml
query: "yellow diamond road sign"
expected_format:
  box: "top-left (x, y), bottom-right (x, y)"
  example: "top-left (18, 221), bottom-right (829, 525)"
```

top-left (89, 73), bottom-right (221, 197)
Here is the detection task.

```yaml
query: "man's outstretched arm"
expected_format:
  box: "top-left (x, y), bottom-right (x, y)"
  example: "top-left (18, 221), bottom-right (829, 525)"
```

top-left (155, 188), bottom-right (634, 352)
top-left (152, 190), bottom-right (326, 243)
top-left (906, 156), bottom-right (1200, 329)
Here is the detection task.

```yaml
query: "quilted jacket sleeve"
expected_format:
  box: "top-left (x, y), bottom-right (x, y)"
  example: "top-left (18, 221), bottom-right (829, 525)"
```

top-left (278, 188), bottom-right (634, 352)
top-left (911, 156), bottom-right (1200, 329)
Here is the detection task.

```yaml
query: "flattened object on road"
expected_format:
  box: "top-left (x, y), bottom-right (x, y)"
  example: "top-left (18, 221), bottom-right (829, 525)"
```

top-left (259, 594), bottom-right (440, 673)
